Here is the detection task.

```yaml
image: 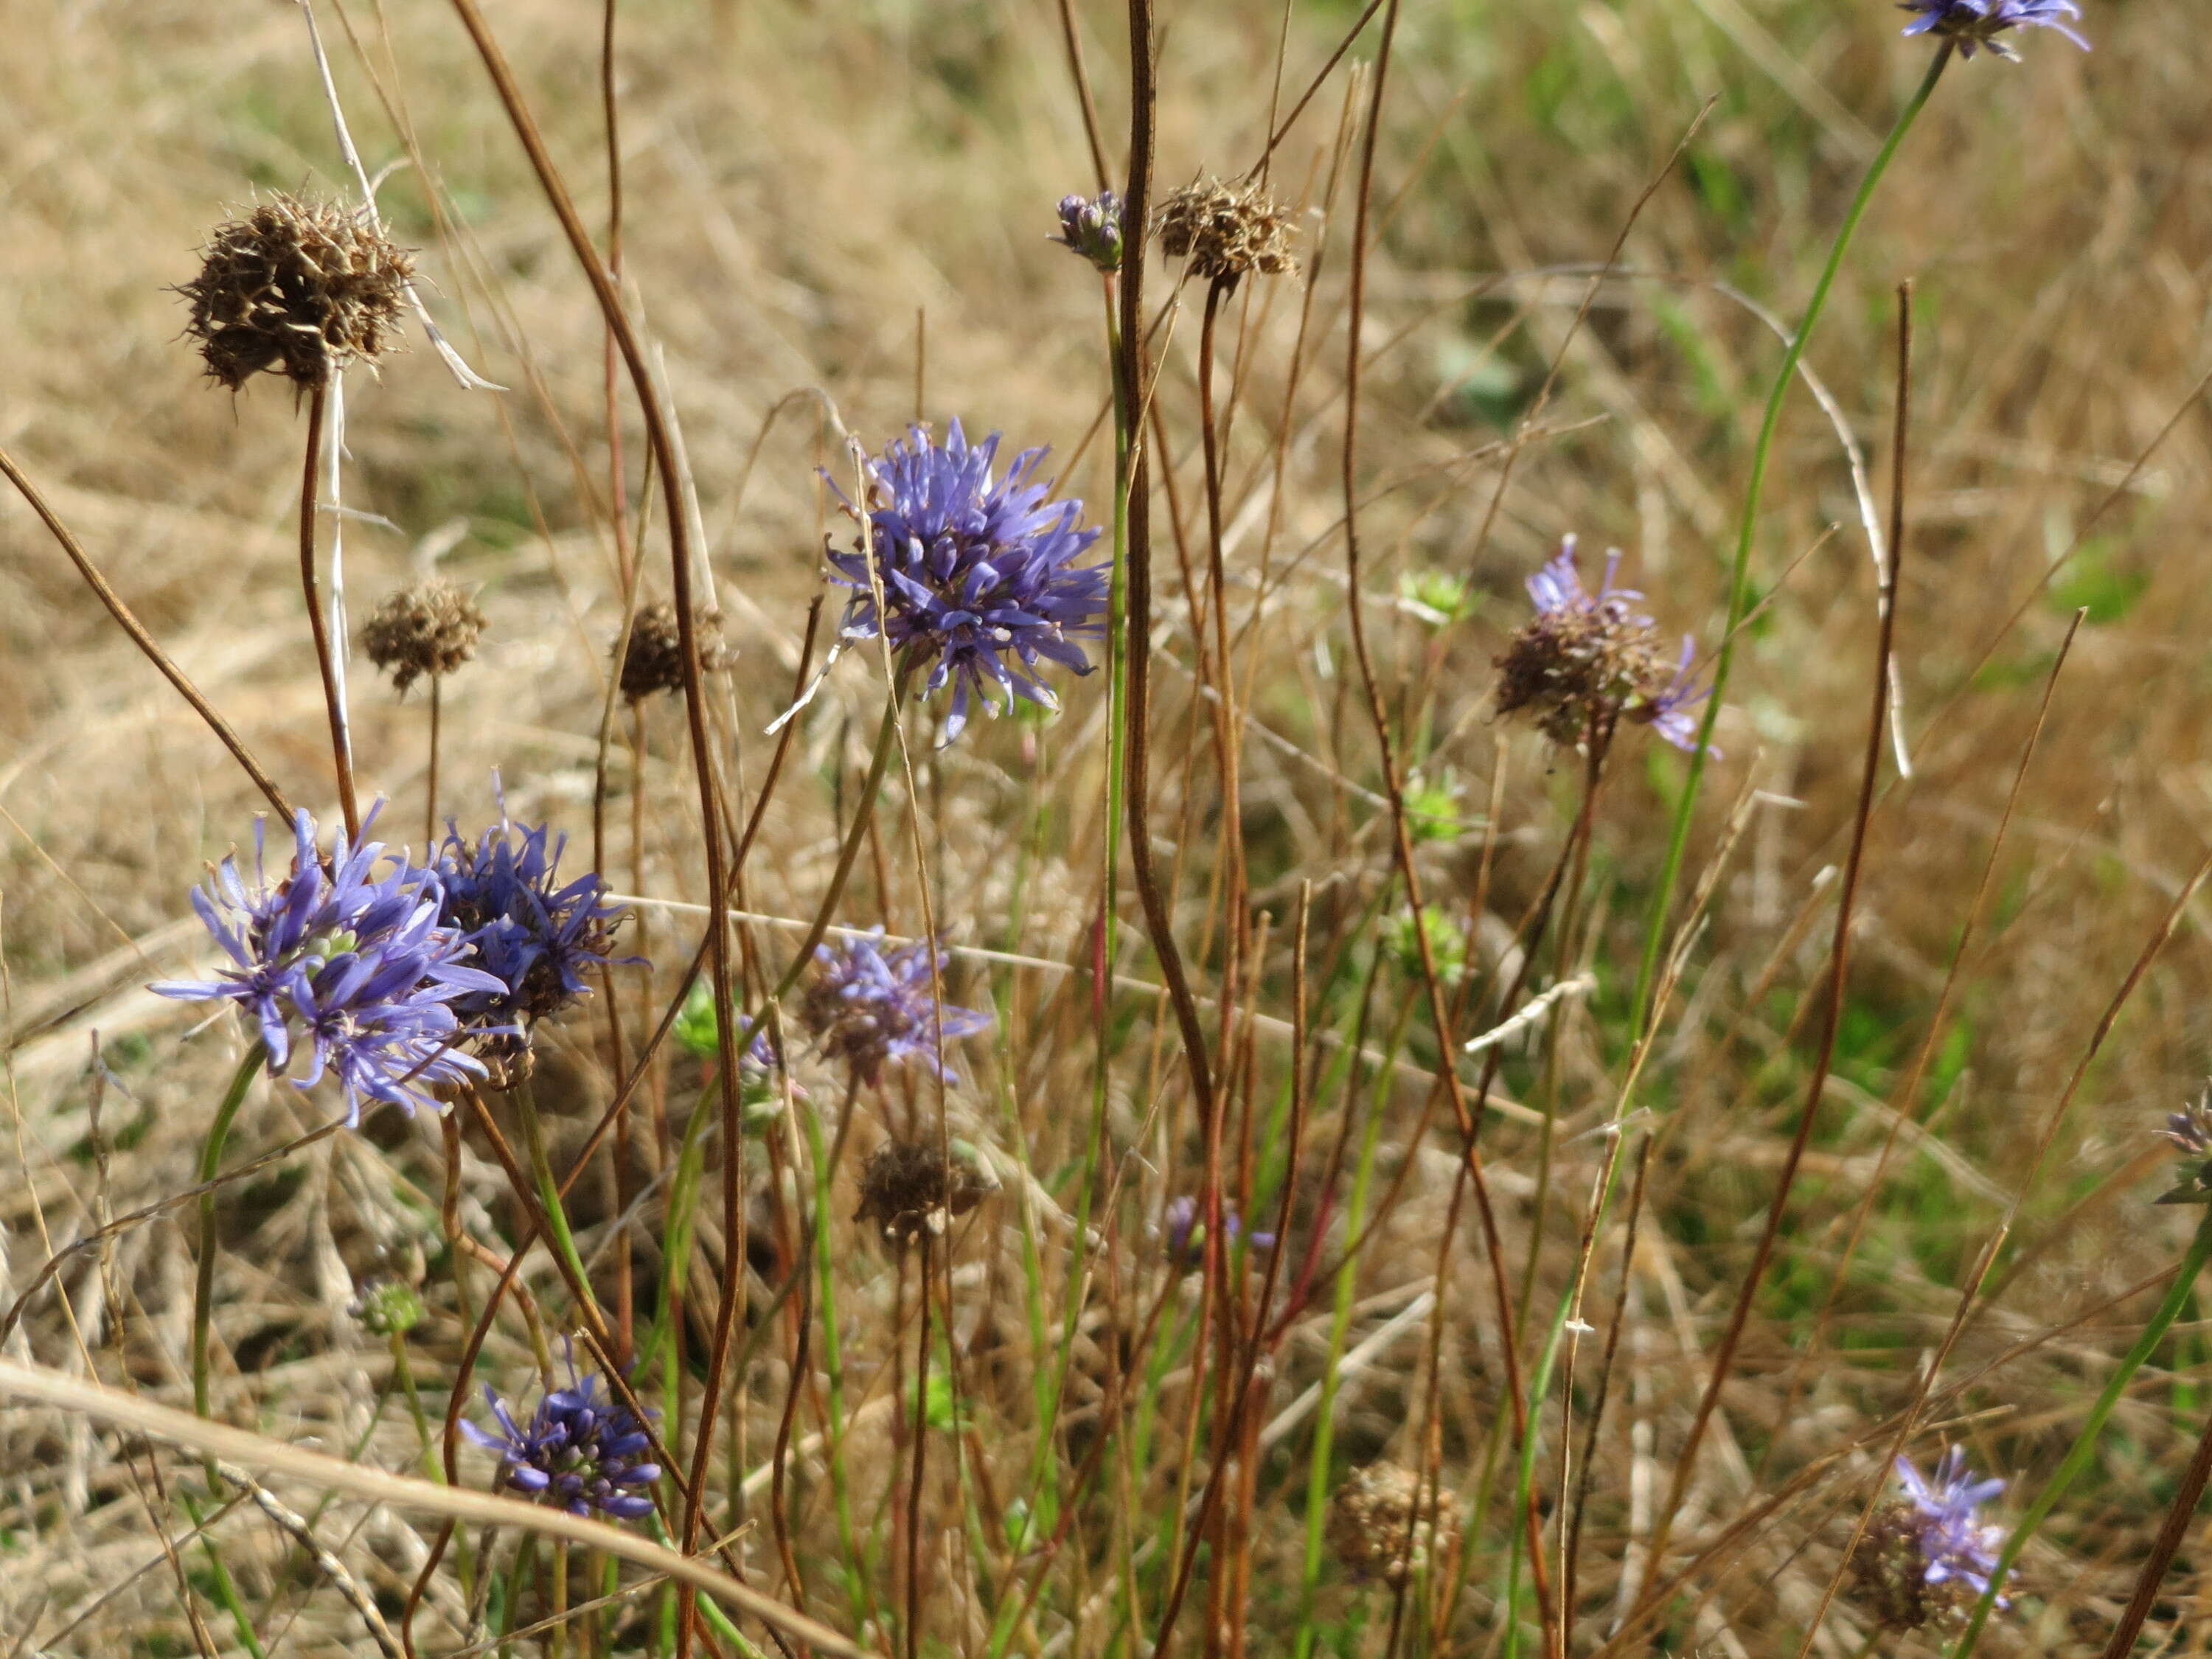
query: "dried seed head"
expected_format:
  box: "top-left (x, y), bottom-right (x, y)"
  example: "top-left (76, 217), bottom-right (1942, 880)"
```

top-left (1328, 1463), bottom-right (1447, 1587)
top-left (1849, 1501), bottom-right (1980, 1631)
top-left (361, 579), bottom-right (487, 695)
top-left (855, 1139), bottom-right (992, 1246)
top-left (1156, 177), bottom-right (1298, 288)
top-left (179, 195), bottom-right (414, 392)
top-left (618, 602), bottom-right (729, 701)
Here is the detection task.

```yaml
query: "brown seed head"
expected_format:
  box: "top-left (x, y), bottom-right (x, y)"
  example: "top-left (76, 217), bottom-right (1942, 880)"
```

top-left (1328, 1463), bottom-right (1448, 1587)
top-left (360, 579), bottom-right (487, 695)
top-left (1155, 177), bottom-right (1298, 288)
top-left (179, 195), bottom-right (414, 392)
top-left (855, 1139), bottom-right (992, 1246)
top-left (618, 602), bottom-right (730, 701)
top-left (1492, 603), bottom-right (1677, 750)
top-left (1848, 1500), bottom-right (1978, 1631)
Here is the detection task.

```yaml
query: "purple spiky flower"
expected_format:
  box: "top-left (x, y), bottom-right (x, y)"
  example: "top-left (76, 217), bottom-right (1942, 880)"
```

top-left (462, 1345), bottom-right (661, 1522)
top-left (1494, 537), bottom-right (1715, 754)
top-left (827, 421), bottom-right (1109, 743)
top-left (434, 813), bottom-right (630, 1032)
top-left (1851, 1447), bottom-right (2008, 1630)
top-left (799, 928), bottom-right (992, 1086)
top-left (2157, 1085), bottom-right (2212, 1205)
top-left (153, 807), bottom-right (504, 1125)
top-left (1163, 1194), bottom-right (1277, 1267)
top-left (1054, 191), bottom-right (1124, 273)
top-left (1899, 0), bottom-right (2088, 60)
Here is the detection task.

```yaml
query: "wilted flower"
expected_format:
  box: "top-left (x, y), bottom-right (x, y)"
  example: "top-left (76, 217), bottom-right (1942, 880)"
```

top-left (1849, 1447), bottom-right (2008, 1631)
top-left (1329, 1463), bottom-right (1450, 1587)
top-left (361, 578), bottom-right (487, 695)
top-left (434, 814), bottom-right (630, 1039)
top-left (178, 195), bottom-right (413, 392)
top-left (1162, 1194), bottom-right (1276, 1267)
top-left (2157, 1085), bottom-right (2212, 1205)
top-left (828, 422), bottom-right (1107, 742)
top-left (1899, 0), bottom-right (2088, 60)
top-left (462, 1346), bottom-right (661, 1522)
top-left (799, 928), bottom-right (992, 1086)
top-left (153, 807), bottom-right (501, 1125)
top-left (855, 1138), bottom-right (995, 1245)
top-left (1053, 191), bottom-right (1124, 273)
top-left (1157, 177), bottom-right (1298, 288)
top-left (618, 602), bottom-right (730, 701)
top-left (1492, 536), bottom-right (1713, 753)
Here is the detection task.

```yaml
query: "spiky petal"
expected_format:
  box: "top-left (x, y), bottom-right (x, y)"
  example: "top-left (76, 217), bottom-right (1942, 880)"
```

top-left (827, 421), bottom-right (1108, 743)
top-left (153, 807), bottom-right (502, 1124)
top-left (1899, 0), bottom-right (2089, 60)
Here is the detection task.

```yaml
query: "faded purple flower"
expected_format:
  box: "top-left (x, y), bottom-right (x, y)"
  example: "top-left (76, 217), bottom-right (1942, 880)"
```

top-left (1494, 537), bottom-right (1715, 754)
top-left (2158, 1084), bottom-right (2212, 1205)
top-left (153, 807), bottom-right (503, 1125)
top-left (828, 421), bottom-right (1108, 743)
top-left (1900, 0), bottom-right (2088, 60)
top-left (1164, 1194), bottom-right (1276, 1267)
top-left (1851, 1447), bottom-right (2008, 1630)
top-left (799, 928), bottom-right (992, 1086)
top-left (435, 812), bottom-right (630, 1031)
top-left (1054, 191), bottom-right (1124, 273)
top-left (1896, 1448), bottom-right (2008, 1601)
top-left (463, 1344), bottom-right (661, 1522)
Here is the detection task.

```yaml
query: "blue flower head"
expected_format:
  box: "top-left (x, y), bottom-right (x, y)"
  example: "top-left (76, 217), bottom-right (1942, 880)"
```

top-left (434, 813), bottom-right (631, 1032)
top-left (1851, 1446), bottom-right (2008, 1630)
top-left (828, 421), bottom-right (1109, 743)
top-left (1053, 191), bottom-right (1124, 273)
top-left (462, 1343), bottom-right (661, 1522)
top-left (153, 807), bottom-right (503, 1125)
top-left (1495, 536), bottom-right (1714, 754)
top-left (799, 928), bottom-right (992, 1086)
top-left (1900, 0), bottom-right (2088, 60)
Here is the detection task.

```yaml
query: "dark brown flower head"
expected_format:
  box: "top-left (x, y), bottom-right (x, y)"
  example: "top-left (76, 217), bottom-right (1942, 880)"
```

top-left (618, 602), bottom-right (729, 701)
top-left (1850, 1501), bottom-right (1980, 1631)
top-left (1328, 1463), bottom-right (1448, 1587)
top-left (179, 195), bottom-right (414, 392)
top-left (855, 1138), bottom-right (992, 1246)
top-left (361, 579), bottom-right (487, 695)
top-left (1155, 177), bottom-right (1298, 289)
top-left (1493, 538), bottom-right (1711, 753)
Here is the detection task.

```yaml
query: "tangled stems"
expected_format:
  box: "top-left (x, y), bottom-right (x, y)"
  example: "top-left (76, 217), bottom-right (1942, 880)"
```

top-left (1947, 1206), bottom-right (2212, 1658)
top-left (1629, 43), bottom-right (1950, 1024)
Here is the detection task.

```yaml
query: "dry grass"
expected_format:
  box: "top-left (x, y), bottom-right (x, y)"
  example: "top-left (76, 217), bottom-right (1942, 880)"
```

top-left (7, 1), bottom-right (2212, 1655)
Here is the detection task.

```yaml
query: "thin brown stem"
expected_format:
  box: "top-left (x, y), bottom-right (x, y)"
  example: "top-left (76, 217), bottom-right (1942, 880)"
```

top-left (1646, 283), bottom-right (1913, 1587)
top-left (0, 448), bottom-right (293, 819)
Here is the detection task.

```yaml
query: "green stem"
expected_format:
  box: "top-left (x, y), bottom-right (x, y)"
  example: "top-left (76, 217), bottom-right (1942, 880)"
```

top-left (1949, 1208), bottom-right (2212, 1658)
top-left (515, 1074), bottom-right (598, 1321)
top-left (1629, 43), bottom-right (1950, 1029)
top-left (192, 1044), bottom-right (267, 1428)
top-left (389, 1330), bottom-right (443, 1484)
top-left (187, 1043), bottom-right (271, 1659)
